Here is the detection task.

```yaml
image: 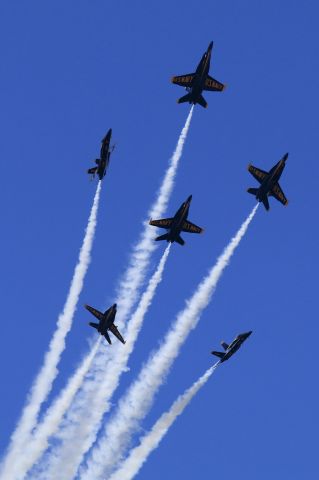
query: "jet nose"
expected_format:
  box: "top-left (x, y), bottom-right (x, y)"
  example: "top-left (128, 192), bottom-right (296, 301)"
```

top-left (283, 152), bottom-right (289, 161)
top-left (208, 41), bottom-right (214, 50)
top-left (187, 195), bottom-right (193, 203)
top-left (246, 331), bottom-right (253, 337)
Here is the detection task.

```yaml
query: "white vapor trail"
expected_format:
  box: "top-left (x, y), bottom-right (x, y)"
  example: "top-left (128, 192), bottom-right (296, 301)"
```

top-left (43, 244), bottom-right (171, 480)
top-left (42, 108), bottom-right (194, 479)
top-left (80, 204), bottom-right (258, 480)
top-left (109, 363), bottom-right (219, 480)
top-left (0, 182), bottom-right (102, 480)
top-left (14, 340), bottom-right (101, 479)
top-left (114, 106), bottom-right (194, 328)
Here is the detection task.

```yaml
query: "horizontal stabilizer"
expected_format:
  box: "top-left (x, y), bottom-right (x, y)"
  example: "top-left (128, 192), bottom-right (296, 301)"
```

top-left (247, 188), bottom-right (258, 196)
top-left (104, 331), bottom-right (112, 345)
top-left (211, 351), bottom-right (225, 359)
top-left (177, 93), bottom-right (193, 104)
top-left (89, 322), bottom-right (99, 330)
top-left (221, 342), bottom-right (229, 351)
top-left (87, 167), bottom-right (98, 175)
top-left (155, 233), bottom-right (170, 242)
top-left (197, 95), bottom-right (207, 108)
top-left (176, 235), bottom-right (185, 246)
top-left (262, 196), bottom-right (270, 211)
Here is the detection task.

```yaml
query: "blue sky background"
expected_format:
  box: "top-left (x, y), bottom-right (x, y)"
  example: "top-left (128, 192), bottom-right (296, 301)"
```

top-left (0, 1), bottom-right (318, 478)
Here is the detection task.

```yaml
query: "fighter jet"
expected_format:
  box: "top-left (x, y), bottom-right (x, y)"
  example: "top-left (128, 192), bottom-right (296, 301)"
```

top-left (149, 195), bottom-right (203, 246)
top-left (87, 128), bottom-right (114, 180)
top-left (171, 41), bottom-right (225, 108)
top-left (211, 331), bottom-right (252, 363)
top-left (85, 303), bottom-right (125, 345)
top-left (247, 153), bottom-right (289, 211)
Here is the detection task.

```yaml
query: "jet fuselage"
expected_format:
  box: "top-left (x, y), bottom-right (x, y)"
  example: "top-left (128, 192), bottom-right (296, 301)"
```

top-left (256, 156), bottom-right (287, 202)
top-left (96, 128), bottom-right (112, 180)
top-left (212, 331), bottom-right (252, 363)
top-left (189, 42), bottom-right (213, 102)
top-left (165, 195), bottom-right (192, 243)
top-left (98, 304), bottom-right (117, 334)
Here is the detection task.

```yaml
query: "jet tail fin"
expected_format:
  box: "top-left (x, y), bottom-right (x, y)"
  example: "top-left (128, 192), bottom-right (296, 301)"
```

top-left (89, 322), bottom-right (99, 330)
top-left (95, 159), bottom-right (100, 165)
top-left (177, 93), bottom-right (193, 104)
top-left (197, 94), bottom-right (208, 108)
top-left (221, 342), bottom-right (229, 350)
top-left (155, 233), bottom-right (170, 242)
top-left (247, 188), bottom-right (258, 196)
top-left (211, 351), bottom-right (225, 359)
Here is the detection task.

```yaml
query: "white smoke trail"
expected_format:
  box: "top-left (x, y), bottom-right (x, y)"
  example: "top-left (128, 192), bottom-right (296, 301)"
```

top-left (12, 340), bottom-right (101, 479)
top-left (42, 245), bottom-right (171, 480)
top-left (0, 182), bottom-right (102, 480)
top-left (109, 363), bottom-right (219, 480)
top-left (42, 108), bottom-right (194, 479)
top-left (114, 106), bottom-right (194, 328)
top-left (80, 204), bottom-right (258, 480)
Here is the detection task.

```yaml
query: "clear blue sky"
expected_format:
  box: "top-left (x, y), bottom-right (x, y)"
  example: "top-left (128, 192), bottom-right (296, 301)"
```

top-left (0, 1), bottom-right (318, 478)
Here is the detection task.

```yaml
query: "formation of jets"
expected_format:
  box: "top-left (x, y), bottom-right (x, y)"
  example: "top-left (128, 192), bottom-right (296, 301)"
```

top-left (84, 41), bottom-right (289, 364)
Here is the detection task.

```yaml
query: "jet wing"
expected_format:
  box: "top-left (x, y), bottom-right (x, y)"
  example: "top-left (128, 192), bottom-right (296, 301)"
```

top-left (109, 324), bottom-right (126, 344)
top-left (149, 218), bottom-right (173, 229)
top-left (103, 305), bottom-right (115, 317)
top-left (85, 304), bottom-right (104, 321)
top-left (247, 164), bottom-right (268, 184)
top-left (204, 75), bottom-right (225, 92)
top-left (270, 182), bottom-right (288, 206)
top-left (87, 167), bottom-right (98, 175)
top-left (171, 74), bottom-right (195, 87)
top-left (181, 220), bottom-right (203, 234)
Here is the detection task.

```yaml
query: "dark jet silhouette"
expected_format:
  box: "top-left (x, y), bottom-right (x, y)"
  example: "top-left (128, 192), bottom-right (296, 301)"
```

top-left (212, 331), bottom-right (252, 363)
top-left (171, 41), bottom-right (225, 108)
top-left (85, 303), bottom-right (125, 345)
top-left (149, 195), bottom-right (203, 246)
top-left (87, 128), bottom-right (114, 181)
top-left (247, 153), bottom-right (289, 210)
